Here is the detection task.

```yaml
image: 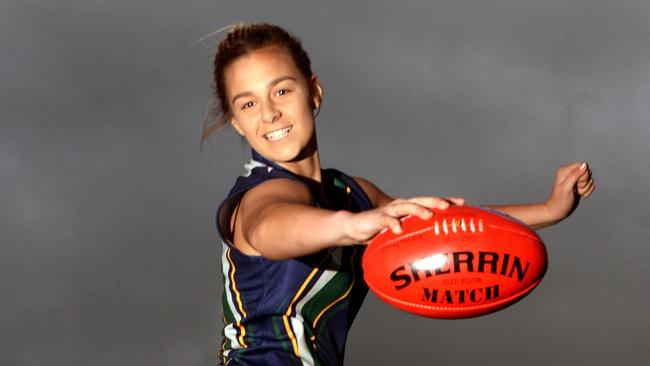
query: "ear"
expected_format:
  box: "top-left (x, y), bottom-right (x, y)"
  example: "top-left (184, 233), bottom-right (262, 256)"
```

top-left (310, 75), bottom-right (323, 110)
top-left (230, 117), bottom-right (245, 136)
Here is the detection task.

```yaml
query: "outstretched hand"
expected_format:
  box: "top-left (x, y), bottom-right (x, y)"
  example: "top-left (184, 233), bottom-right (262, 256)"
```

top-left (343, 196), bottom-right (465, 244)
top-left (544, 161), bottom-right (595, 222)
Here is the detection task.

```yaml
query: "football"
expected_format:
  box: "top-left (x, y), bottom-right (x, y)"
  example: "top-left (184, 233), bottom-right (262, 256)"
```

top-left (362, 205), bottom-right (548, 319)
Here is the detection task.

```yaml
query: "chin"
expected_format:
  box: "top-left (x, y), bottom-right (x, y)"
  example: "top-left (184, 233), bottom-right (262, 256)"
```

top-left (251, 143), bottom-right (294, 162)
top-left (255, 133), bottom-right (317, 164)
top-left (272, 147), bottom-right (303, 163)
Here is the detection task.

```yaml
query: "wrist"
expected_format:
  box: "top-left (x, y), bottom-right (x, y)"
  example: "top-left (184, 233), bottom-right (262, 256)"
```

top-left (329, 210), bottom-right (356, 245)
top-left (540, 200), bottom-right (564, 227)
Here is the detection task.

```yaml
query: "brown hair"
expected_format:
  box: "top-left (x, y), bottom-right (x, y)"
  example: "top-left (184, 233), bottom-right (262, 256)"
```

top-left (202, 23), bottom-right (316, 141)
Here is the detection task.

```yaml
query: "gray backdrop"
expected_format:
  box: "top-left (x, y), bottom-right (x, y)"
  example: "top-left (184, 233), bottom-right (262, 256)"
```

top-left (2, 0), bottom-right (649, 365)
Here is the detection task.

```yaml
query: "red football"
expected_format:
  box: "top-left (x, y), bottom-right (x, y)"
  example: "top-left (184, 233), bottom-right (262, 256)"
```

top-left (362, 205), bottom-right (547, 319)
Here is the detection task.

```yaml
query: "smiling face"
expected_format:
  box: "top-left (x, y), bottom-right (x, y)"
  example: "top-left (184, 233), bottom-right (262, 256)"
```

top-left (225, 47), bottom-right (323, 168)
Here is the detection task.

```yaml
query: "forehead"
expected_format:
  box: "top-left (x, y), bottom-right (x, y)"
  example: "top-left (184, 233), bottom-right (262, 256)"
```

top-left (224, 48), bottom-right (304, 96)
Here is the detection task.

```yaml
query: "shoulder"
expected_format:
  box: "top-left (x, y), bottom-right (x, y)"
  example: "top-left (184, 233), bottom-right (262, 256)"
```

top-left (227, 178), bottom-right (315, 255)
top-left (240, 177), bottom-right (314, 209)
top-left (219, 177), bottom-right (313, 237)
top-left (351, 176), bottom-right (393, 208)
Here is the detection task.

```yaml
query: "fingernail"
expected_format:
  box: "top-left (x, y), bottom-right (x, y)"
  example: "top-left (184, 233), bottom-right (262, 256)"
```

top-left (580, 162), bottom-right (587, 169)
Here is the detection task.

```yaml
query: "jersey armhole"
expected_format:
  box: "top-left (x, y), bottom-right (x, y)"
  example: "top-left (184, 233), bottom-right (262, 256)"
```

top-left (216, 176), bottom-right (314, 253)
top-left (217, 192), bottom-right (244, 249)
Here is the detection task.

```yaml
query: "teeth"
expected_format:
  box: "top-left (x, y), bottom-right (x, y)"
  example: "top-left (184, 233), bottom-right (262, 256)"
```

top-left (265, 126), bottom-right (291, 141)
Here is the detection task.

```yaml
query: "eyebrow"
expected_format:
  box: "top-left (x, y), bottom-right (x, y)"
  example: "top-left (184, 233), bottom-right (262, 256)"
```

top-left (231, 76), bottom-right (298, 104)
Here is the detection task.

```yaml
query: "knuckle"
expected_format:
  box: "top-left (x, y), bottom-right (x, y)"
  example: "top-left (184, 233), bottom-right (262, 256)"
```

top-left (381, 213), bottom-right (397, 223)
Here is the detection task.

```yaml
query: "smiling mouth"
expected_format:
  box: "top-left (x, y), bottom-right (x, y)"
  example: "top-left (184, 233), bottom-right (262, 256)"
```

top-left (264, 126), bottom-right (292, 141)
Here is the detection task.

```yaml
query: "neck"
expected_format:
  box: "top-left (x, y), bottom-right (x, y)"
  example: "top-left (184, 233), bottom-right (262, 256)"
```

top-left (275, 132), bottom-right (322, 182)
top-left (277, 148), bottom-right (322, 182)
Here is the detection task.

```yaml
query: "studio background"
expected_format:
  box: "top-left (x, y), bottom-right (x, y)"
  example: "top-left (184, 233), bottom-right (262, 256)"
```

top-left (2, 1), bottom-right (648, 365)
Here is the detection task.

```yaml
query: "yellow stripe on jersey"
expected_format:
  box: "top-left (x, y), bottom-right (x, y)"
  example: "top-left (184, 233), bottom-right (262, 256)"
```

top-left (283, 266), bottom-right (320, 357)
top-left (226, 248), bottom-right (248, 348)
top-left (220, 335), bottom-right (228, 365)
top-left (313, 250), bottom-right (357, 329)
top-left (220, 313), bottom-right (228, 358)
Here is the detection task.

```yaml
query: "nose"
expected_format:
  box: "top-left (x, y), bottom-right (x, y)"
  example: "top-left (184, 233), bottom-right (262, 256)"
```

top-left (261, 99), bottom-right (281, 124)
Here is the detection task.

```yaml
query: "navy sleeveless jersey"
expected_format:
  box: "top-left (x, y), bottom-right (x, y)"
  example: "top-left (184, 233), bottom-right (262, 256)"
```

top-left (217, 150), bottom-right (373, 366)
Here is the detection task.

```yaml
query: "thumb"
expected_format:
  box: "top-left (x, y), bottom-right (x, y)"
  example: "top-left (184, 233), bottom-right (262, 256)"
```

top-left (563, 162), bottom-right (588, 189)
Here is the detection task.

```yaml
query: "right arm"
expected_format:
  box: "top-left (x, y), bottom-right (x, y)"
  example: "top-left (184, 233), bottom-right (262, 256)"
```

top-left (232, 178), bottom-right (353, 260)
top-left (232, 178), bottom-right (455, 260)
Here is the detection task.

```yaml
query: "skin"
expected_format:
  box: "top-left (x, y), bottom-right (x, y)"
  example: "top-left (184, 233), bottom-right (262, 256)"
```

top-left (227, 47), bottom-right (323, 179)
top-left (224, 47), bottom-right (595, 260)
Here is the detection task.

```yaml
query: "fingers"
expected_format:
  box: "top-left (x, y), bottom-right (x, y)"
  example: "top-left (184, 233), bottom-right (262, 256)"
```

top-left (577, 175), bottom-right (595, 197)
top-left (377, 213), bottom-right (405, 234)
top-left (581, 182), bottom-right (595, 197)
top-left (378, 198), bottom-right (441, 234)
top-left (551, 160), bottom-right (595, 204)
top-left (408, 196), bottom-right (466, 208)
top-left (386, 199), bottom-right (435, 220)
top-left (446, 197), bottom-right (466, 206)
top-left (381, 196), bottom-right (466, 234)
top-left (407, 196), bottom-right (450, 210)
top-left (569, 162), bottom-right (588, 186)
top-left (568, 161), bottom-right (595, 197)
top-left (556, 161), bottom-right (583, 178)
top-left (558, 161), bottom-right (591, 192)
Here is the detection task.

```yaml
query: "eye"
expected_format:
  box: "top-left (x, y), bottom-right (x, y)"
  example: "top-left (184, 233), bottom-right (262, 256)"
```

top-left (276, 88), bottom-right (290, 96)
top-left (241, 101), bottom-right (254, 110)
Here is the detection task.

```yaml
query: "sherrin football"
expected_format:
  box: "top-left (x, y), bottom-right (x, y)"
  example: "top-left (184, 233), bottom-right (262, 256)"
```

top-left (362, 205), bottom-right (547, 319)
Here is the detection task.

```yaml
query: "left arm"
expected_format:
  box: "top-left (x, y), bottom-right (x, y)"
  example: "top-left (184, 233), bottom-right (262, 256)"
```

top-left (489, 161), bottom-right (595, 230)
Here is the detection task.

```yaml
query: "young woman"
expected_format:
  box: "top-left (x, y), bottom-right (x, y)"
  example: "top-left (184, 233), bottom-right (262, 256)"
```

top-left (205, 23), bottom-right (595, 366)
